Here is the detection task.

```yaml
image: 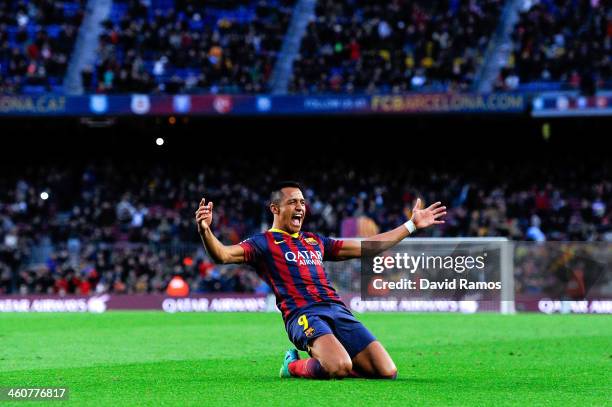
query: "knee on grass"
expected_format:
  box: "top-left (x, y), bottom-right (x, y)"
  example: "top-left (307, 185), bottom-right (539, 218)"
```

top-left (378, 366), bottom-right (398, 380)
top-left (324, 358), bottom-right (353, 378)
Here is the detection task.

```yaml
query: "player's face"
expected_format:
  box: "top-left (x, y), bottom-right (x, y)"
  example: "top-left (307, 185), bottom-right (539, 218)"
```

top-left (274, 188), bottom-right (306, 234)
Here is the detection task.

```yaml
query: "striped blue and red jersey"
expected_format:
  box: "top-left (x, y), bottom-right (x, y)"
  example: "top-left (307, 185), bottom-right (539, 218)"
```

top-left (239, 228), bottom-right (345, 321)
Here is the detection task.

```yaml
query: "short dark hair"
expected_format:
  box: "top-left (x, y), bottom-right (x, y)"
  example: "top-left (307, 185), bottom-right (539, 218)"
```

top-left (270, 181), bottom-right (303, 205)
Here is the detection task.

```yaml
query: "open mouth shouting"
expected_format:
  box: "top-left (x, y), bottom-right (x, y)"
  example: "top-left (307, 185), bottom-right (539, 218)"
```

top-left (290, 212), bottom-right (303, 227)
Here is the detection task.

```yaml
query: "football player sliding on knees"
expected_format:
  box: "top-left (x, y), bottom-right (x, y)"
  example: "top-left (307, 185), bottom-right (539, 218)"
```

top-left (195, 181), bottom-right (446, 379)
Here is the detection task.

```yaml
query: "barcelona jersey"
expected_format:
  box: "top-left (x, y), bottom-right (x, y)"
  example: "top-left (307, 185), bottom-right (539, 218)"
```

top-left (239, 228), bottom-right (345, 321)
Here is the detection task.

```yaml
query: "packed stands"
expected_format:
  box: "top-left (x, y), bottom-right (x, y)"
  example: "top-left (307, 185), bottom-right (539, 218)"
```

top-left (1, 158), bottom-right (609, 294)
top-left (84, 0), bottom-right (294, 93)
top-left (0, 0), bottom-right (85, 93)
top-left (290, 0), bottom-right (504, 93)
top-left (2, 0), bottom-right (609, 95)
top-left (495, 0), bottom-right (611, 93)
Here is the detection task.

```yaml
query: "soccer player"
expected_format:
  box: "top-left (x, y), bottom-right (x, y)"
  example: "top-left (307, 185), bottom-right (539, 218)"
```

top-left (195, 181), bottom-right (446, 379)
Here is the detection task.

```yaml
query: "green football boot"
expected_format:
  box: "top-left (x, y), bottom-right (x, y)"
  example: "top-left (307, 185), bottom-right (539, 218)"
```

top-left (279, 348), bottom-right (300, 378)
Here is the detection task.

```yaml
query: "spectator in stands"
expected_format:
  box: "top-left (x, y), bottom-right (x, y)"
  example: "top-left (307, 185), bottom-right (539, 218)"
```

top-left (0, 158), bottom-right (609, 294)
top-left (290, 0), bottom-right (503, 94)
top-left (0, 0), bottom-right (84, 93)
top-left (496, 0), bottom-right (611, 92)
top-left (87, 0), bottom-right (294, 94)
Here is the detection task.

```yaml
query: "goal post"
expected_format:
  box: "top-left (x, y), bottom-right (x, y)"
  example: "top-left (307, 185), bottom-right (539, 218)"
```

top-left (499, 239), bottom-right (515, 314)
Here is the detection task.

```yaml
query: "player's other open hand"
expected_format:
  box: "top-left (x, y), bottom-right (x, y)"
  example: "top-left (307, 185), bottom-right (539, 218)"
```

top-left (195, 198), bottom-right (214, 234)
top-left (411, 199), bottom-right (446, 230)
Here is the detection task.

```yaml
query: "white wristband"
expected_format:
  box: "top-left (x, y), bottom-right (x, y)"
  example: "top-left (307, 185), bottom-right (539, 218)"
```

top-left (404, 220), bottom-right (417, 234)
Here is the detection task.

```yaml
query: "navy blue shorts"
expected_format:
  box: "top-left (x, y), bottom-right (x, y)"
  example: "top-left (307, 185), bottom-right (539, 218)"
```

top-left (285, 302), bottom-right (376, 359)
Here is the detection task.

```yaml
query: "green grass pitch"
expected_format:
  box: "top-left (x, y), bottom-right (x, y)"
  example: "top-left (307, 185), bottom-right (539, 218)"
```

top-left (0, 312), bottom-right (610, 406)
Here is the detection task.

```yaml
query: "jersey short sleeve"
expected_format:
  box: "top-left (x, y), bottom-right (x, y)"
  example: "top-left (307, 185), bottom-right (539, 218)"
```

top-left (239, 234), bottom-right (263, 265)
top-left (314, 234), bottom-right (344, 261)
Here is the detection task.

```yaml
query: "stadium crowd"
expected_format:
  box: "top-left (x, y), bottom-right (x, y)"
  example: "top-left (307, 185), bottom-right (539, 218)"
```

top-left (1, 0), bottom-right (609, 94)
top-left (290, 0), bottom-right (504, 93)
top-left (495, 0), bottom-right (611, 93)
top-left (0, 159), bottom-right (609, 295)
top-left (84, 0), bottom-right (294, 94)
top-left (0, 0), bottom-right (85, 93)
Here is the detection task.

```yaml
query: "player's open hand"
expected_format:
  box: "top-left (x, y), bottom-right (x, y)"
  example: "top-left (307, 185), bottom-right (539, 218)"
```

top-left (411, 199), bottom-right (446, 230)
top-left (195, 198), bottom-right (214, 233)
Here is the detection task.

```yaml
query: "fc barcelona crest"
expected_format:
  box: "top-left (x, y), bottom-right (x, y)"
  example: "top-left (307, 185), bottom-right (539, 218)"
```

top-left (304, 237), bottom-right (318, 246)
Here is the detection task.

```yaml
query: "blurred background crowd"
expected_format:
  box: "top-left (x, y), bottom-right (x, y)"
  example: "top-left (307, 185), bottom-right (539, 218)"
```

top-left (1, 158), bottom-right (609, 295)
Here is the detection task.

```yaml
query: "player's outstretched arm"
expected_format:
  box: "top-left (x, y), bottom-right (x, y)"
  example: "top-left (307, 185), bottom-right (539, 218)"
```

top-left (336, 199), bottom-right (446, 259)
top-left (195, 198), bottom-right (246, 264)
